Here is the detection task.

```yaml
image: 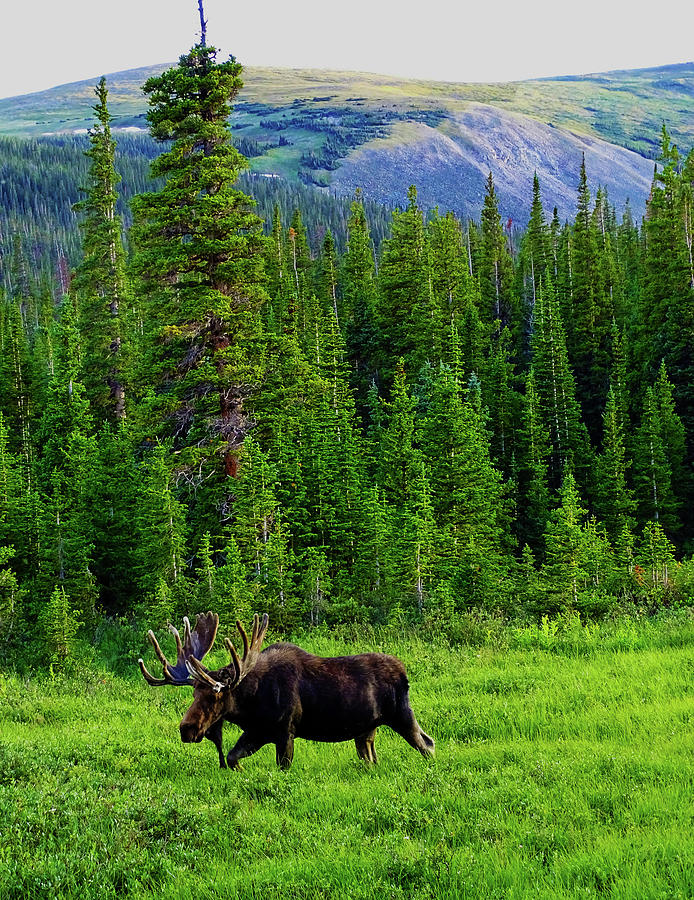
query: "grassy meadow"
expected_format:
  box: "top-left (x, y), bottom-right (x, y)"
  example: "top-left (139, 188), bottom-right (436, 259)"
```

top-left (2, 616), bottom-right (694, 899)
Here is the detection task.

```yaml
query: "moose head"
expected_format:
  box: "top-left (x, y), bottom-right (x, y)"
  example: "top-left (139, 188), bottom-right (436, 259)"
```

top-left (138, 612), bottom-right (269, 765)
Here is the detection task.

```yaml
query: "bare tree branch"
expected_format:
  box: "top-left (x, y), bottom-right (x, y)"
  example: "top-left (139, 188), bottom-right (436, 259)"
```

top-left (198, 0), bottom-right (207, 46)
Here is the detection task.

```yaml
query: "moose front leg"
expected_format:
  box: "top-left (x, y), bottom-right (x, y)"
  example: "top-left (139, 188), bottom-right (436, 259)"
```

top-left (226, 731), bottom-right (269, 770)
top-left (204, 719), bottom-right (226, 769)
top-left (275, 732), bottom-right (295, 769)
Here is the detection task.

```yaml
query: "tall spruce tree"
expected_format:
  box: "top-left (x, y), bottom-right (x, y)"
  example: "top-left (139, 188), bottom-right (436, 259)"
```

top-left (72, 77), bottom-right (129, 422)
top-left (594, 386), bottom-right (636, 540)
top-left (479, 172), bottom-right (515, 331)
top-left (567, 155), bottom-right (612, 442)
top-left (542, 471), bottom-right (590, 610)
top-left (343, 192), bottom-right (379, 403)
top-left (377, 186), bottom-right (436, 378)
top-left (516, 173), bottom-right (550, 360)
top-left (316, 229), bottom-right (340, 327)
top-left (632, 385), bottom-right (680, 534)
top-left (130, 41), bottom-right (266, 533)
top-left (516, 370), bottom-right (551, 553)
top-left (530, 277), bottom-right (591, 489)
top-left (484, 326), bottom-right (522, 478)
top-left (639, 127), bottom-right (694, 452)
top-left (422, 367), bottom-right (511, 593)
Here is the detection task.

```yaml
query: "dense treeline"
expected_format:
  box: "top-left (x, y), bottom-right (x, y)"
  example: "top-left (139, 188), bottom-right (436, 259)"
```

top-left (1, 46), bottom-right (694, 668)
top-left (0, 133), bottom-right (392, 294)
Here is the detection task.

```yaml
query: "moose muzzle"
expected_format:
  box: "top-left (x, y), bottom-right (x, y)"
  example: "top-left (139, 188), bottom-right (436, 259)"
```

top-left (180, 719), bottom-right (204, 743)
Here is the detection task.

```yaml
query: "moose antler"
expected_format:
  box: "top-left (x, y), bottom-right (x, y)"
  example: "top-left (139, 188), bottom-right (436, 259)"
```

top-left (222, 613), bottom-right (270, 690)
top-left (138, 611), bottom-right (219, 687)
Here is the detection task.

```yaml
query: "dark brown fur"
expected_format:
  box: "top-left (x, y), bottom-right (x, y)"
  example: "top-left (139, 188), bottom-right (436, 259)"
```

top-left (179, 643), bottom-right (435, 769)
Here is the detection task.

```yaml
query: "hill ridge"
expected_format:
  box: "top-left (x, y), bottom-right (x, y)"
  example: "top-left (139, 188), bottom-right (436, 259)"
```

top-left (1, 60), bottom-right (691, 222)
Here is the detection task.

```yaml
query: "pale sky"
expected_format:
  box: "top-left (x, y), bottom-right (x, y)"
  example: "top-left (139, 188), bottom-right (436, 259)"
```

top-left (2, 0), bottom-right (693, 100)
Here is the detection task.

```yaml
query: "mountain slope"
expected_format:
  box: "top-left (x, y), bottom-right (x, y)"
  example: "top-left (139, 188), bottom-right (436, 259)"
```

top-left (1, 61), bottom-right (691, 221)
top-left (332, 105), bottom-right (654, 222)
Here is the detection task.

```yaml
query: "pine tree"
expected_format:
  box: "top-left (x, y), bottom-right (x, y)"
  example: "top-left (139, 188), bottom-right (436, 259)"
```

top-left (84, 422), bottom-right (139, 611)
top-left (353, 484), bottom-right (390, 611)
top-left (233, 436), bottom-right (279, 580)
top-left (215, 535), bottom-right (257, 627)
top-left (303, 546), bottom-right (331, 625)
top-left (653, 362), bottom-right (688, 493)
top-left (130, 42), bottom-right (267, 529)
top-left (567, 155), bottom-right (611, 442)
top-left (639, 127), bottom-right (694, 446)
top-left (637, 519), bottom-right (677, 599)
top-left (517, 173), bottom-right (550, 358)
top-left (0, 545), bottom-right (21, 651)
top-left (394, 458), bottom-right (436, 617)
top-left (316, 229), bottom-right (340, 327)
top-left (616, 200), bottom-right (642, 325)
top-left (530, 277), bottom-right (591, 488)
top-left (0, 414), bottom-right (24, 648)
top-left (594, 386), bottom-right (636, 540)
top-left (193, 531), bottom-right (218, 608)
top-left (516, 370), bottom-right (551, 553)
top-left (9, 234), bottom-right (32, 308)
top-left (609, 325), bottom-right (630, 440)
top-left (258, 516), bottom-right (296, 627)
top-left (632, 386), bottom-right (679, 533)
top-left (40, 585), bottom-right (81, 670)
top-left (479, 172), bottom-right (515, 331)
top-left (542, 472), bottom-right (589, 609)
top-left (34, 300), bottom-right (99, 625)
top-left (484, 326), bottom-right (521, 477)
top-left (428, 209), bottom-right (477, 325)
top-left (37, 466), bottom-right (97, 632)
top-left (288, 207), bottom-right (312, 298)
top-left (134, 445), bottom-right (188, 596)
top-left (0, 414), bottom-right (22, 557)
top-left (377, 360), bottom-right (422, 508)
top-left (422, 367), bottom-right (511, 604)
top-left (593, 187), bottom-right (621, 318)
top-left (343, 192), bottom-right (379, 401)
top-left (377, 186), bottom-right (436, 377)
top-left (72, 77), bottom-right (129, 422)
top-left (265, 205), bottom-right (288, 304)
top-left (0, 295), bottom-right (34, 480)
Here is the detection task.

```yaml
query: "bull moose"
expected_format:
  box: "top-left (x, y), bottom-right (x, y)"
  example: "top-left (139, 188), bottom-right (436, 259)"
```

top-left (138, 612), bottom-right (435, 769)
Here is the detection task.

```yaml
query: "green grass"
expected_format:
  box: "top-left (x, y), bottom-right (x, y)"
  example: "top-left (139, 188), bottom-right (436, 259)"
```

top-left (2, 624), bottom-right (694, 898)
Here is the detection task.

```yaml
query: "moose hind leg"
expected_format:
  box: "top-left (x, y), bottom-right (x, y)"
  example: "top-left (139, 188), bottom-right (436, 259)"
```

top-left (355, 729), bottom-right (378, 764)
top-left (204, 719), bottom-right (227, 769)
top-left (226, 732), bottom-right (268, 770)
top-left (390, 706), bottom-right (435, 758)
top-left (367, 731), bottom-right (379, 763)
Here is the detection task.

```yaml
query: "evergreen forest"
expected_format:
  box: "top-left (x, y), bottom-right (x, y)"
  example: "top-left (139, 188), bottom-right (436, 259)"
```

top-left (3, 39), bottom-right (694, 670)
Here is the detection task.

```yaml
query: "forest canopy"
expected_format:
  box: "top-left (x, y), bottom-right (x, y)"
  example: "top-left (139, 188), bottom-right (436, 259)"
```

top-left (1, 40), bottom-right (694, 669)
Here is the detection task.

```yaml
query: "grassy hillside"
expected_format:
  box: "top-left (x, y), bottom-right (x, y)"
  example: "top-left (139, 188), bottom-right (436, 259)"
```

top-left (0, 61), bottom-right (692, 221)
top-left (3, 61), bottom-right (693, 151)
top-left (2, 618), bottom-right (693, 898)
